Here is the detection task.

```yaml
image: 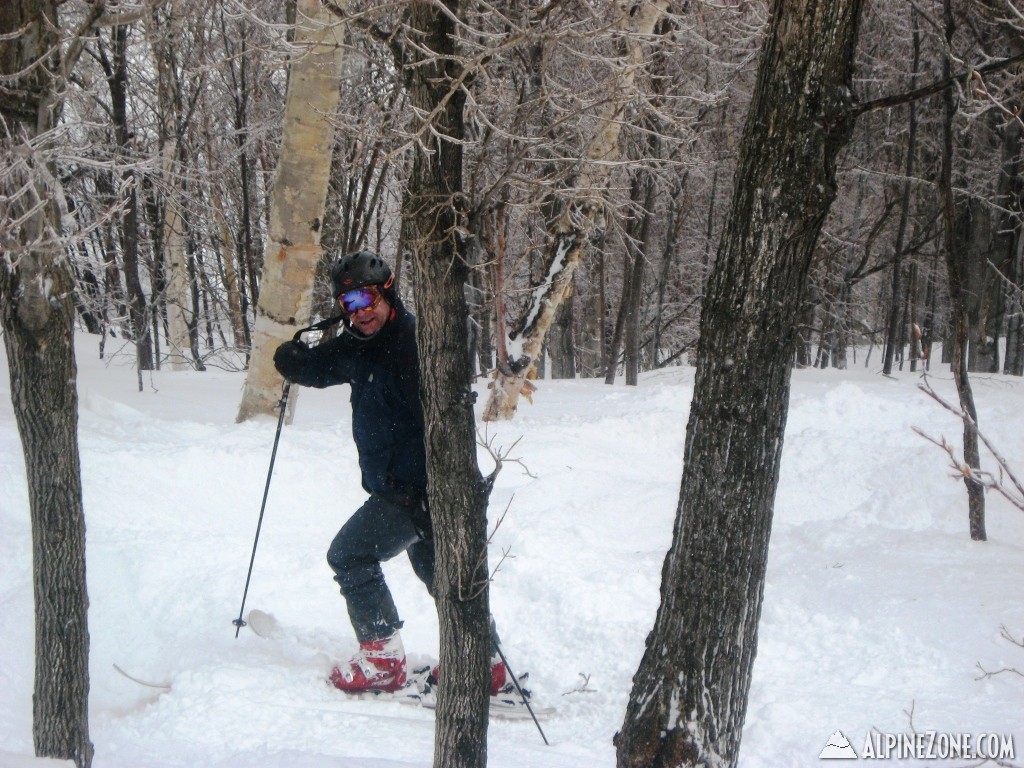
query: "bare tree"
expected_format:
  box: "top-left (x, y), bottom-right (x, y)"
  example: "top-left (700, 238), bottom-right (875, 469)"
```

top-left (101, 11), bottom-right (155, 379)
top-left (398, 0), bottom-right (497, 759)
top-left (615, 0), bottom-right (866, 765)
top-left (938, 0), bottom-right (986, 540)
top-left (0, 1), bottom-right (108, 764)
top-left (147, 0), bottom-right (199, 370)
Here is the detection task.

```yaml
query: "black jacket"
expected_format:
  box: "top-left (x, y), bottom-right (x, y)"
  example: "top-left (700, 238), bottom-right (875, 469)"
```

top-left (274, 303), bottom-right (426, 501)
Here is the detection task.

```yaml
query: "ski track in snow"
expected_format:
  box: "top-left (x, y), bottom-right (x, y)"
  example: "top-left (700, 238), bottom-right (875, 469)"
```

top-left (2, 337), bottom-right (1023, 767)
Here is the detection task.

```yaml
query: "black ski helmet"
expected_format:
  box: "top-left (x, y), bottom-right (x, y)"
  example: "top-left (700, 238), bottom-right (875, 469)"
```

top-left (330, 250), bottom-right (395, 299)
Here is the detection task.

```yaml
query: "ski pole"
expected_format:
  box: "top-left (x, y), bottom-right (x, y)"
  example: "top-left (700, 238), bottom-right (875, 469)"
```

top-left (495, 644), bottom-right (549, 746)
top-left (232, 380), bottom-right (291, 637)
top-left (230, 316), bottom-right (344, 637)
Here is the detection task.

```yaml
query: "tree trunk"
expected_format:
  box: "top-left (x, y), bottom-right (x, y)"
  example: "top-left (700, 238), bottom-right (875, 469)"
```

top-left (549, 291), bottom-right (577, 379)
top-left (923, 256), bottom-right (939, 369)
top-left (145, 2), bottom-right (195, 371)
top-left (653, 188), bottom-right (682, 368)
top-left (107, 20), bottom-right (154, 376)
top-left (1005, 230), bottom-right (1024, 376)
top-left (795, 294), bottom-right (815, 368)
top-left (211, 184), bottom-right (249, 347)
top-left (601, 119), bottom-right (662, 386)
top-left (990, 116), bottom-right (1022, 374)
top-left (908, 260), bottom-right (921, 371)
top-left (882, 11), bottom-right (920, 376)
top-left (959, 198), bottom-right (997, 373)
top-left (236, 0), bottom-right (346, 421)
top-left (403, 1), bottom-right (493, 765)
top-left (2, 253), bottom-right (94, 768)
top-left (0, 2), bottom-right (94, 765)
top-left (998, 83), bottom-right (1023, 376)
top-left (939, 0), bottom-right (985, 541)
top-left (160, 141), bottom-right (196, 369)
top-left (615, 0), bottom-right (865, 765)
top-left (624, 169), bottom-right (656, 385)
top-left (605, 242), bottom-right (634, 385)
top-left (580, 272), bottom-right (605, 377)
top-left (225, 14), bottom-right (256, 349)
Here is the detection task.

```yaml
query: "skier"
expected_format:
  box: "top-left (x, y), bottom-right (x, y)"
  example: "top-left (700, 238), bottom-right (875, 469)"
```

top-left (272, 250), bottom-right (511, 697)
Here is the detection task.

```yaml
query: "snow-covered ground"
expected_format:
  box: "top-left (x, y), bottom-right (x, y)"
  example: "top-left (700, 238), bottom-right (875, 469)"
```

top-left (2, 335), bottom-right (1022, 768)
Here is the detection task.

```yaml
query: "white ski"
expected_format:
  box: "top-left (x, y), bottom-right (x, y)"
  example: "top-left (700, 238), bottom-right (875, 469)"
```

top-left (244, 609), bottom-right (554, 719)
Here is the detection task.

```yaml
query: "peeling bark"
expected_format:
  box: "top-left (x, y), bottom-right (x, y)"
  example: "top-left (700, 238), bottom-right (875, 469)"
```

top-left (482, 0), bottom-right (670, 420)
top-left (237, 0), bottom-right (345, 421)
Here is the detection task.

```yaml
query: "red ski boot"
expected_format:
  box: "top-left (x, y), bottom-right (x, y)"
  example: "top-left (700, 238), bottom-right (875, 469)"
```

top-left (488, 656), bottom-right (513, 696)
top-left (428, 654), bottom-right (512, 696)
top-left (329, 632), bottom-right (407, 694)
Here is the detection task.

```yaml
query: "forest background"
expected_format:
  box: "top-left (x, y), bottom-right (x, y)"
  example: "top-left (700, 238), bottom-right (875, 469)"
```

top-left (2, 0), bottom-right (1024, 767)
top-left (6, 0), bottom-right (1021, 389)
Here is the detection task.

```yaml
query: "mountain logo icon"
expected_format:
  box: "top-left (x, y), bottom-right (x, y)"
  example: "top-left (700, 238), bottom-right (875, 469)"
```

top-left (819, 729), bottom-right (858, 759)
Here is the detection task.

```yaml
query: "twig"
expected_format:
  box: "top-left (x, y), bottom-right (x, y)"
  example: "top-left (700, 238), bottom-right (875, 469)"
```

top-left (112, 664), bottom-right (171, 691)
top-left (563, 672), bottom-right (597, 695)
top-left (976, 626), bottom-right (1024, 686)
top-left (975, 662), bottom-right (1024, 682)
top-left (916, 377), bottom-right (1024, 511)
top-left (458, 496), bottom-right (515, 601)
top-left (1001, 625), bottom-right (1024, 650)
top-left (478, 426), bottom-right (537, 491)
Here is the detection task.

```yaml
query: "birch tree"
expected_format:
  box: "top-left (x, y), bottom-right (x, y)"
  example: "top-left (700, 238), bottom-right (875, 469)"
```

top-left (615, 0), bottom-right (866, 765)
top-left (237, 0), bottom-right (345, 421)
top-left (481, 0), bottom-right (670, 421)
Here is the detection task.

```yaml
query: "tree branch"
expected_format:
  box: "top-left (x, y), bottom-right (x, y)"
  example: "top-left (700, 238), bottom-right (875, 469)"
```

top-left (850, 51), bottom-right (1024, 119)
top-left (915, 376), bottom-right (1024, 511)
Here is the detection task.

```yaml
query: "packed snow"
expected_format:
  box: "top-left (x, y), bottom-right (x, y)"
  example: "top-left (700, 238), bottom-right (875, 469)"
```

top-left (2, 334), bottom-right (1023, 768)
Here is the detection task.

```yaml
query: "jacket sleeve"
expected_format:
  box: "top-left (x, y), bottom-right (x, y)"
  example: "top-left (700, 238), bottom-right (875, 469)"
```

top-left (273, 335), bottom-right (355, 388)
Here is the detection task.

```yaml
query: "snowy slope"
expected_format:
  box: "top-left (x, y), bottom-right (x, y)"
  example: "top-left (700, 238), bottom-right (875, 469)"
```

top-left (1, 335), bottom-right (1022, 768)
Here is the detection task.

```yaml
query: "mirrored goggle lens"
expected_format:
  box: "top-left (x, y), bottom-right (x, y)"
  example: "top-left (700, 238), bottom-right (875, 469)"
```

top-left (339, 286), bottom-right (380, 313)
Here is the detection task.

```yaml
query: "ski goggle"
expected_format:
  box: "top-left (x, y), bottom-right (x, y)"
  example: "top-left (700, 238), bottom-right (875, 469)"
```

top-left (338, 285), bottom-right (383, 314)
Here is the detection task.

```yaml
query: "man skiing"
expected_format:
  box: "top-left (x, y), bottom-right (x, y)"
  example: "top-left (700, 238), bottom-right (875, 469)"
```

top-left (272, 250), bottom-right (511, 698)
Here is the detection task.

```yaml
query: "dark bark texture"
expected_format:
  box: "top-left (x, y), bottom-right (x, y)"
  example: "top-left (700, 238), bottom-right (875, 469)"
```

top-left (615, 1), bottom-right (865, 766)
top-left (939, 0), bottom-right (985, 541)
top-left (0, 2), bottom-right (93, 766)
top-left (404, 1), bottom-right (493, 766)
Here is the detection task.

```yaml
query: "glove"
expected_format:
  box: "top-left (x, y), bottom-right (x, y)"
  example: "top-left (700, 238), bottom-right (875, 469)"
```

top-left (273, 340), bottom-right (310, 382)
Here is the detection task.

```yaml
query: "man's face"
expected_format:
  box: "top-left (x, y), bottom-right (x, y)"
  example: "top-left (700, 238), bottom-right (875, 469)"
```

top-left (350, 298), bottom-right (391, 336)
top-left (339, 285), bottom-right (391, 337)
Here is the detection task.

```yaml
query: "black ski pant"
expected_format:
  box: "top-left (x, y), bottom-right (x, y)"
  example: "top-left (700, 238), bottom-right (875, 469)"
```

top-left (327, 494), bottom-right (434, 643)
top-left (327, 493), bottom-right (503, 654)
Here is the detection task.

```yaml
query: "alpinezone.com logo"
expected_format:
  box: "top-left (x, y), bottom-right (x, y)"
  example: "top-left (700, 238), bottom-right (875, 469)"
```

top-left (820, 729), bottom-right (1016, 761)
